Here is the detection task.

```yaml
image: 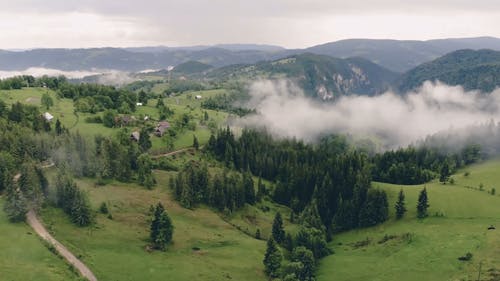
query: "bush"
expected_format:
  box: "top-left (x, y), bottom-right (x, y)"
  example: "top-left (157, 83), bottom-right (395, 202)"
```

top-left (99, 202), bottom-right (109, 214)
top-left (458, 252), bottom-right (473, 261)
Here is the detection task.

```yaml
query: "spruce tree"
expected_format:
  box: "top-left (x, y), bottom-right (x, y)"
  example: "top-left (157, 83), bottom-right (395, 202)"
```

top-left (138, 127), bottom-right (152, 152)
top-left (291, 246), bottom-right (315, 281)
top-left (56, 119), bottom-right (64, 136)
top-left (4, 182), bottom-right (28, 222)
top-left (395, 189), bottom-right (407, 219)
top-left (272, 212), bottom-right (285, 244)
top-left (417, 187), bottom-right (430, 218)
top-left (439, 161), bottom-right (451, 184)
top-left (150, 203), bottom-right (174, 250)
top-left (263, 237), bottom-right (282, 278)
top-left (256, 177), bottom-right (266, 202)
top-left (193, 135), bottom-right (199, 150)
top-left (156, 97), bottom-right (165, 108)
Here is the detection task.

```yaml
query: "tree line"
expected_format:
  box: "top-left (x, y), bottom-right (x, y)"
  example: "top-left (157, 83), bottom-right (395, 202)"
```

top-left (205, 128), bottom-right (389, 238)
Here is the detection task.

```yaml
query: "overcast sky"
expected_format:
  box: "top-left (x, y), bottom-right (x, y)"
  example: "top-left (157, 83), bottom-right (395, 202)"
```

top-left (1, 0), bottom-right (500, 49)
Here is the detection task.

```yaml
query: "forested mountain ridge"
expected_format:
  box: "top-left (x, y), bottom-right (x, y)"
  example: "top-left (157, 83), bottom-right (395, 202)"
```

top-left (306, 37), bottom-right (500, 72)
top-left (2, 37), bottom-right (500, 73)
top-left (205, 53), bottom-right (398, 99)
top-left (397, 49), bottom-right (500, 92)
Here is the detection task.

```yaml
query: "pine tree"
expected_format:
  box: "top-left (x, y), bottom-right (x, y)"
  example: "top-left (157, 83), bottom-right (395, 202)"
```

top-left (138, 90), bottom-right (148, 104)
top-left (263, 237), bottom-right (282, 278)
top-left (193, 135), bottom-right (199, 150)
top-left (242, 170), bottom-right (255, 204)
top-left (255, 228), bottom-right (261, 240)
top-left (291, 246), bottom-right (315, 281)
top-left (256, 177), bottom-right (266, 202)
top-left (395, 189), bottom-right (407, 219)
top-left (156, 97), bottom-right (165, 108)
top-left (439, 161), bottom-right (451, 184)
top-left (150, 203), bottom-right (174, 250)
top-left (272, 212), bottom-right (285, 244)
top-left (138, 127), bottom-right (152, 152)
top-left (138, 154), bottom-right (155, 189)
top-left (70, 190), bottom-right (93, 226)
top-left (300, 199), bottom-right (326, 234)
top-left (4, 182), bottom-right (28, 222)
top-left (417, 187), bottom-right (430, 218)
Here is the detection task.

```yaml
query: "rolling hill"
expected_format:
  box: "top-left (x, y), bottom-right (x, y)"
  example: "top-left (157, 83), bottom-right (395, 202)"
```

top-left (207, 53), bottom-right (399, 99)
top-left (397, 49), bottom-right (500, 92)
top-left (305, 37), bottom-right (500, 73)
top-left (3, 37), bottom-right (500, 73)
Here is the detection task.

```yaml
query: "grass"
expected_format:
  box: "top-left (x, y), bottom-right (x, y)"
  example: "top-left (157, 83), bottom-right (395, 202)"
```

top-left (317, 159), bottom-right (500, 281)
top-left (1, 87), bottom-right (230, 150)
top-left (39, 170), bottom-right (273, 281)
top-left (0, 199), bottom-right (79, 281)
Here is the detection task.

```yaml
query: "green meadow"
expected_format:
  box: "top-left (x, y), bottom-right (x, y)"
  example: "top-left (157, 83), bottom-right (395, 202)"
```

top-left (0, 199), bottom-right (79, 281)
top-left (317, 159), bottom-right (500, 281)
top-left (39, 169), bottom-right (281, 281)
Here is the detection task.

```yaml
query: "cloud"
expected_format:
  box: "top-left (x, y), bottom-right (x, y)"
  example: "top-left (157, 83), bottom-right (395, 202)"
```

top-left (0, 67), bottom-right (101, 79)
top-left (238, 79), bottom-right (500, 149)
top-left (1, 1), bottom-right (500, 48)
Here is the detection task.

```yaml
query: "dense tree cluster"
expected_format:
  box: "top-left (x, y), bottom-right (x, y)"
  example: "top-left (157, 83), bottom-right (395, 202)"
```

top-left (171, 162), bottom-right (255, 211)
top-left (372, 144), bottom-right (481, 184)
top-left (58, 83), bottom-right (138, 113)
top-left (206, 128), bottom-right (388, 236)
top-left (201, 94), bottom-right (254, 116)
top-left (55, 170), bottom-right (93, 226)
top-left (0, 75), bottom-right (66, 90)
top-left (52, 129), bottom-right (155, 186)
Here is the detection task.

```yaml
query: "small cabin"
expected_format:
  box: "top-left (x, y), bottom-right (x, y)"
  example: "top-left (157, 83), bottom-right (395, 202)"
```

top-left (43, 112), bottom-right (54, 122)
top-left (130, 131), bottom-right (140, 142)
top-left (155, 121), bottom-right (171, 137)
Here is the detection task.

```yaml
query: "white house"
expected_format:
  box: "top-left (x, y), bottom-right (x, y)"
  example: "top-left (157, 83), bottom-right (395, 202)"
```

top-left (43, 112), bottom-right (54, 122)
top-left (195, 95), bottom-right (202, 99)
top-left (136, 102), bottom-right (143, 106)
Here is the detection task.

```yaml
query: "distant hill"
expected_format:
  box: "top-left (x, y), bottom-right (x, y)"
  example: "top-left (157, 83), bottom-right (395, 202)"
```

top-left (1, 37), bottom-right (500, 73)
top-left (172, 61), bottom-right (213, 74)
top-left (397, 49), bottom-right (500, 92)
top-left (305, 37), bottom-right (500, 72)
top-left (0, 47), bottom-right (285, 72)
top-left (207, 53), bottom-right (399, 99)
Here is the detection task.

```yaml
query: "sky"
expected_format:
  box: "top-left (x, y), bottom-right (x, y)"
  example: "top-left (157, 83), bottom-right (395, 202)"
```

top-left (1, 0), bottom-right (500, 49)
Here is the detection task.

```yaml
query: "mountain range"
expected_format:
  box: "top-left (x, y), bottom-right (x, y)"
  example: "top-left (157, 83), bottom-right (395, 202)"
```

top-left (2, 37), bottom-right (500, 73)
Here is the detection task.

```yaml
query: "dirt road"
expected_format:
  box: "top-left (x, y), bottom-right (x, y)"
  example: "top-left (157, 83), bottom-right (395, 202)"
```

top-left (26, 210), bottom-right (98, 281)
top-left (13, 172), bottom-right (97, 281)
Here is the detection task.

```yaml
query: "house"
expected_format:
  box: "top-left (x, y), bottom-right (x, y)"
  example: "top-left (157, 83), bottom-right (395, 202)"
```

top-left (130, 131), bottom-right (140, 142)
top-left (43, 112), bottom-right (54, 122)
top-left (195, 95), bottom-right (202, 99)
top-left (136, 102), bottom-right (143, 106)
top-left (155, 121), bottom-right (170, 137)
top-left (144, 115), bottom-right (149, 121)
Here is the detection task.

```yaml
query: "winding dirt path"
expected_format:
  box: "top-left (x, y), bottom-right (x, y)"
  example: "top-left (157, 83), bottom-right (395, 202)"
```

top-left (13, 171), bottom-right (97, 281)
top-left (150, 147), bottom-right (193, 159)
top-left (26, 210), bottom-right (98, 281)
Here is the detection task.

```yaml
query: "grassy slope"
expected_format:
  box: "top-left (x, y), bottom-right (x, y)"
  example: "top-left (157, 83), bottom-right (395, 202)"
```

top-left (0, 87), bottom-right (229, 149)
top-left (317, 159), bottom-right (500, 281)
top-left (0, 199), bottom-right (78, 281)
top-left (40, 170), bottom-right (272, 281)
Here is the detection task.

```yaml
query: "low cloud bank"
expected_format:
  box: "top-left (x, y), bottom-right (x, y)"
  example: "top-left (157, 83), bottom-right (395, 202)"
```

top-left (238, 79), bottom-right (500, 150)
top-left (0, 67), bottom-right (102, 79)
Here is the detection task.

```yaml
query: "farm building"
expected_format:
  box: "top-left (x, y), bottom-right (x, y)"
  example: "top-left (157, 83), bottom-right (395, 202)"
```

top-left (155, 121), bottom-right (170, 137)
top-left (195, 95), bottom-right (202, 99)
top-left (130, 131), bottom-right (140, 142)
top-left (43, 112), bottom-right (54, 122)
